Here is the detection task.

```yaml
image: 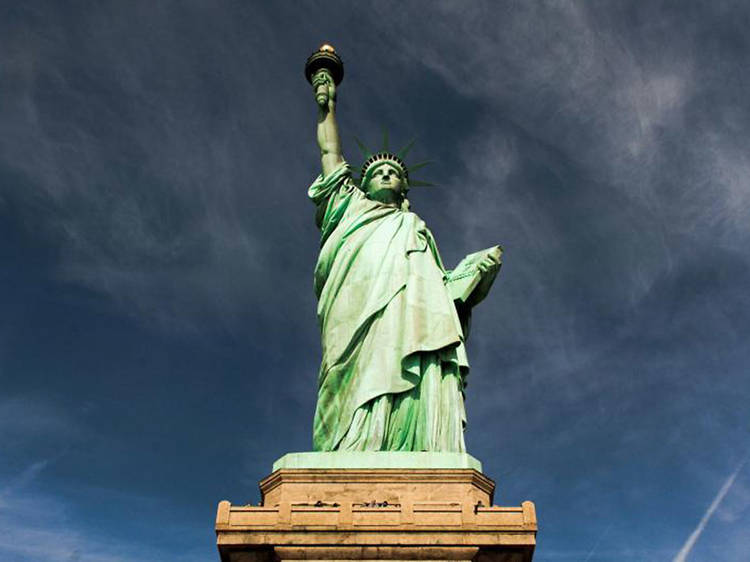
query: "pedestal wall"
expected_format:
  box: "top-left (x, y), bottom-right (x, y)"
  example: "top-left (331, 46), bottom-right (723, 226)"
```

top-left (216, 457), bottom-right (536, 562)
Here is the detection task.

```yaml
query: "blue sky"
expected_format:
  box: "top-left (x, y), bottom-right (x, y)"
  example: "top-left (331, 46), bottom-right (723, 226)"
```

top-left (1, 1), bottom-right (749, 561)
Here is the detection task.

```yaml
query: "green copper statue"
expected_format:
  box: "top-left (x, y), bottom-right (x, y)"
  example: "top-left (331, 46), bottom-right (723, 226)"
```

top-left (306, 45), bottom-right (502, 453)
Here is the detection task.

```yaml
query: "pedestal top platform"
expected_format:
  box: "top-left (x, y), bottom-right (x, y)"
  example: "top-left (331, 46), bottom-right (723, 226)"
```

top-left (273, 451), bottom-right (483, 471)
top-left (216, 460), bottom-right (536, 562)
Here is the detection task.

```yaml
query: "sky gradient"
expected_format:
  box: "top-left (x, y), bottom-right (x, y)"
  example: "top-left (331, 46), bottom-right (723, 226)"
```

top-left (1, 2), bottom-right (749, 561)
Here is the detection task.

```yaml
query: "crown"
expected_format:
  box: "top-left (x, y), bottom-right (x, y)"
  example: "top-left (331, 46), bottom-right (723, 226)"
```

top-left (355, 132), bottom-right (433, 189)
top-left (361, 152), bottom-right (409, 184)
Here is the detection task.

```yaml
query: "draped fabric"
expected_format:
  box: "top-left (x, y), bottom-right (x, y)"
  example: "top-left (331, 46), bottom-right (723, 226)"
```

top-left (309, 162), bottom-right (469, 452)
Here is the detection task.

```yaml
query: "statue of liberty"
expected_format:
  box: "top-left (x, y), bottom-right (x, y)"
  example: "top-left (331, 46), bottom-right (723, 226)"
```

top-left (306, 45), bottom-right (502, 453)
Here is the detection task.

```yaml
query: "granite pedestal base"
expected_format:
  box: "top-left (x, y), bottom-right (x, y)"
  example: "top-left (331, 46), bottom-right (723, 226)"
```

top-left (216, 454), bottom-right (537, 562)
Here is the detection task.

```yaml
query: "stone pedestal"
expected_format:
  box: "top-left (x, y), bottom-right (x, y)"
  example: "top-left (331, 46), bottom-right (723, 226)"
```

top-left (216, 454), bottom-right (537, 562)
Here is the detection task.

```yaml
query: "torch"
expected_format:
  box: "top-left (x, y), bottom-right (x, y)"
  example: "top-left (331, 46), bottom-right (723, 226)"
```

top-left (305, 44), bottom-right (344, 107)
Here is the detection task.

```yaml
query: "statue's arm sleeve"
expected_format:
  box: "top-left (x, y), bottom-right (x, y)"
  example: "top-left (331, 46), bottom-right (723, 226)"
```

top-left (308, 161), bottom-right (358, 230)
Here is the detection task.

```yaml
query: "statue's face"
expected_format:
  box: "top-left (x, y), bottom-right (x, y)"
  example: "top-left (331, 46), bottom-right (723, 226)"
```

top-left (366, 162), bottom-right (405, 202)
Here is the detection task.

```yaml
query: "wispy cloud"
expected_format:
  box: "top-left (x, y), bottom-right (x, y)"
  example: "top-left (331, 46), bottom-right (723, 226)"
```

top-left (0, 2), bottom-right (313, 335)
top-left (0, 459), bottom-right (49, 507)
top-left (0, 467), bottom-right (204, 562)
top-left (0, 397), bottom-right (83, 444)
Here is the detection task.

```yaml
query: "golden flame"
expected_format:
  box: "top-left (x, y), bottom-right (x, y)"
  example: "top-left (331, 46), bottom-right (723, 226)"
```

top-left (319, 43), bottom-right (336, 53)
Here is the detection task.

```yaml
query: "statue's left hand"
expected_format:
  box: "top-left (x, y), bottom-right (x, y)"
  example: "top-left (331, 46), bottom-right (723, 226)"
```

top-left (476, 248), bottom-right (502, 275)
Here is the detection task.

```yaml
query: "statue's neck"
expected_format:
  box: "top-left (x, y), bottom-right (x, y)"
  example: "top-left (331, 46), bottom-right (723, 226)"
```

top-left (367, 189), bottom-right (403, 207)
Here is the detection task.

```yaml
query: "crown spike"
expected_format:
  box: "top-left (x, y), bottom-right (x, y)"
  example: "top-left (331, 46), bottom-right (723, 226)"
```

top-left (354, 137), bottom-right (373, 159)
top-left (408, 180), bottom-right (436, 187)
top-left (397, 138), bottom-right (417, 160)
top-left (408, 161), bottom-right (432, 172)
top-left (356, 132), bottom-right (433, 190)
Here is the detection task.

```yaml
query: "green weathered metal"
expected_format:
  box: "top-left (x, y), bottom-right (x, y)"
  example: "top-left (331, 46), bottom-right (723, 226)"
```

top-left (306, 45), bottom-right (502, 455)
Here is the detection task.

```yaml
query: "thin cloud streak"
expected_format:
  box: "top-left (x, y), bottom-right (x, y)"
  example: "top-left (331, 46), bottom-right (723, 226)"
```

top-left (582, 522), bottom-right (612, 562)
top-left (672, 457), bottom-right (748, 562)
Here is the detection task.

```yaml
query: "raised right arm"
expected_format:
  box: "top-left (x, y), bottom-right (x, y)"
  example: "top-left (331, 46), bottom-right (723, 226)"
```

top-left (313, 70), bottom-right (344, 177)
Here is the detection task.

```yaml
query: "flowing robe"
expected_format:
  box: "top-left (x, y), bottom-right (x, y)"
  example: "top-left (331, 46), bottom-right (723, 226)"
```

top-left (309, 163), bottom-right (469, 452)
